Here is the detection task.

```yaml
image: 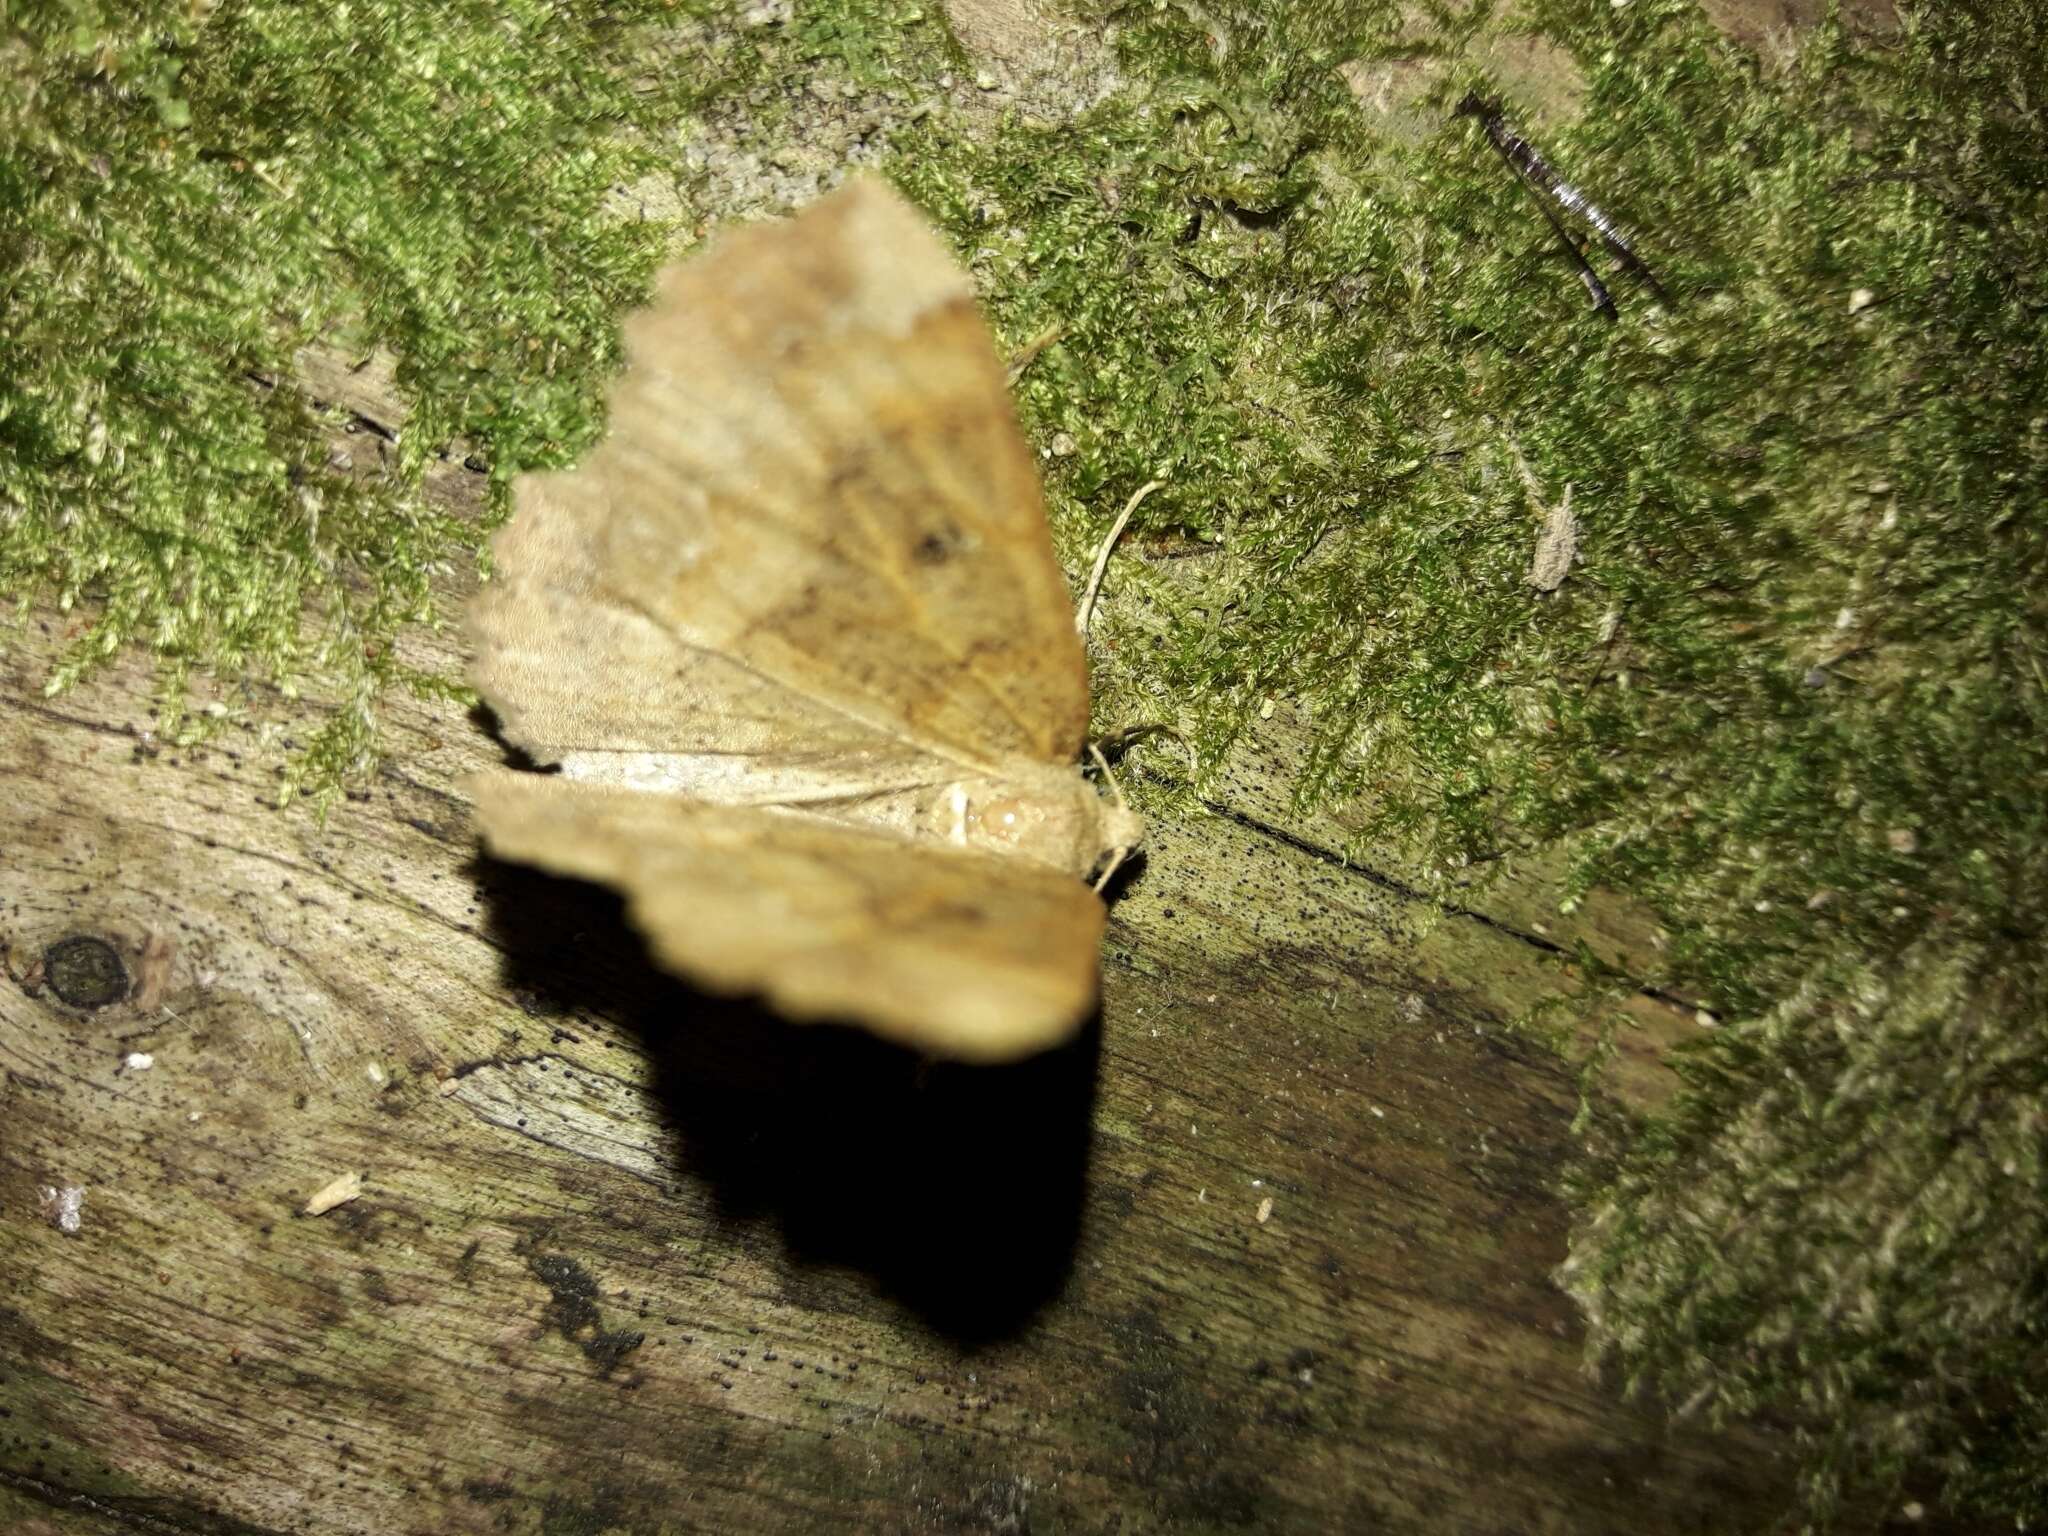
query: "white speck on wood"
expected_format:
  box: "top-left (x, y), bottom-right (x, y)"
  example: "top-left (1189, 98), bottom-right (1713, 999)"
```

top-left (303, 1171), bottom-right (364, 1216)
top-left (122, 1051), bottom-right (155, 1071)
top-left (38, 1184), bottom-right (86, 1234)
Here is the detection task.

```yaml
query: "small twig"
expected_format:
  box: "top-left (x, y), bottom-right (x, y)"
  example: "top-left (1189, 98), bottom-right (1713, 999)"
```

top-left (1075, 479), bottom-right (1166, 636)
top-left (1005, 322), bottom-right (1066, 385)
top-left (1456, 92), bottom-right (1670, 317)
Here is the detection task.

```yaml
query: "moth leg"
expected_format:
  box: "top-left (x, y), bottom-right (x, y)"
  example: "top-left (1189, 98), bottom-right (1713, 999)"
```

top-left (1088, 741), bottom-right (1131, 814)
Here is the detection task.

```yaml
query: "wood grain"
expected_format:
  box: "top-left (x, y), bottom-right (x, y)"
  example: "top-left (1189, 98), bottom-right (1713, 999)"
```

top-left (0, 0), bottom-right (1950, 1518)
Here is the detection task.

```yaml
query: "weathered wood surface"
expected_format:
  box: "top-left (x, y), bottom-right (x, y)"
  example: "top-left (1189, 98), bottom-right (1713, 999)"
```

top-left (0, 452), bottom-right (1824, 1536)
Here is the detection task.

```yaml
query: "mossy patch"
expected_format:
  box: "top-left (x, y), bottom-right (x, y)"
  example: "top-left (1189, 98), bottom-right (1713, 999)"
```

top-left (2, 0), bottom-right (750, 794)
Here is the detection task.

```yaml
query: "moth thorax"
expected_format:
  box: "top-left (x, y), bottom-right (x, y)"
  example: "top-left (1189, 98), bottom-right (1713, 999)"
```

top-left (934, 778), bottom-right (1100, 879)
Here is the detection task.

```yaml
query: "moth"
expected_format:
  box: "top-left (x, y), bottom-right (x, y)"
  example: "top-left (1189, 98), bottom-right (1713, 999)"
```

top-left (467, 177), bottom-right (1141, 1063)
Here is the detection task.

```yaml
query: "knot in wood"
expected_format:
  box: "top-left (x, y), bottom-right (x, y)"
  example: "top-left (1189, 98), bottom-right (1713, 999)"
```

top-left (43, 935), bottom-right (128, 1009)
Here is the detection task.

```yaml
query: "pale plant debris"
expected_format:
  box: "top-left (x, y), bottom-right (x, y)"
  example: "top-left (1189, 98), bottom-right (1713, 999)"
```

top-left (132, 930), bottom-right (174, 1013)
top-left (302, 1171), bottom-right (364, 1217)
top-left (1508, 440), bottom-right (1577, 592)
top-left (1528, 484), bottom-right (1577, 593)
top-left (1074, 478), bottom-right (1167, 636)
top-left (1004, 320), bottom-right (1066, 384)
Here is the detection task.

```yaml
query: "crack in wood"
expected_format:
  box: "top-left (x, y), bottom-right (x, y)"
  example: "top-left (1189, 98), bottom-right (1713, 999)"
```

top-left (0, 1467), bottom-right (292, 1536)
top-left (1200, 797), bottom-right (1702, 1018)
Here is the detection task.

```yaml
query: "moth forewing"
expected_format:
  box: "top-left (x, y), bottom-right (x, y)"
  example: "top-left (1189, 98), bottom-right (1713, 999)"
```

top-left (465, 176), bottom-right (1142, 1058)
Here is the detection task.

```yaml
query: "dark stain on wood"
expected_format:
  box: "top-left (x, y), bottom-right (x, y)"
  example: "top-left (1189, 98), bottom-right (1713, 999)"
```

top-left (1109, 1304), bottom-right (1269, 1526)
top-left (0, 1470), bottom-right (295, 1536)
top-left (41, 935), bottom-right (127, 1009)
top-left (524, 1251), bottom-right (647, 1379)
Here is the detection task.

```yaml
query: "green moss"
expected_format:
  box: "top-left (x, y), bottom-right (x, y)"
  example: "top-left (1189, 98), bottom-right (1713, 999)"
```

top-left (850, 0), bottom-right (2048, 1520)
top-left (1560, 936), bottom-right (2048, 1523)
top-left (1, 0), bottom-right (758, 795)
top-left (988, 0), bottom-right (2048, 1024)
top-left (6, 0), bottom-right (2047, 1525)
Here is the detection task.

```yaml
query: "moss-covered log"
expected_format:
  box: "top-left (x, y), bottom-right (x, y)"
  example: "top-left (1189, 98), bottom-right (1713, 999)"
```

top-left (8, 0), bottom-right (2039, 1526)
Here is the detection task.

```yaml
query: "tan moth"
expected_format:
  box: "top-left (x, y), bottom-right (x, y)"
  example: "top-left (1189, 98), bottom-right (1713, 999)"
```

top-left (466, 177), bottom-right (1141, 1063)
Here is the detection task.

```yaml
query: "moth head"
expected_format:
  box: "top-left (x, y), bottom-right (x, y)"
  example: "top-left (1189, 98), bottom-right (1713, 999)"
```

top-left (1082, 743), bottom-right (1144, 891)
top-left (1090, 798), bottom-right (1145, 892)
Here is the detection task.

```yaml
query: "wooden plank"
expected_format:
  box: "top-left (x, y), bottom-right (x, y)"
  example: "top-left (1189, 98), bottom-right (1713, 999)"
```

top-left (0, 553), bottom-right (1791, 1535)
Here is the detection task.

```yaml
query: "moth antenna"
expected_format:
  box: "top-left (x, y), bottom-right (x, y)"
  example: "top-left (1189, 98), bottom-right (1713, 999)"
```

top-left (1094, 846), bottom-right (1130, 893)
top-left (1099, 721), bottom-right (1200, 783)
top-left (1075, 479), bottom-right (1167, 636)
top-left (1087, 740), bottom-right (1128, 811)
